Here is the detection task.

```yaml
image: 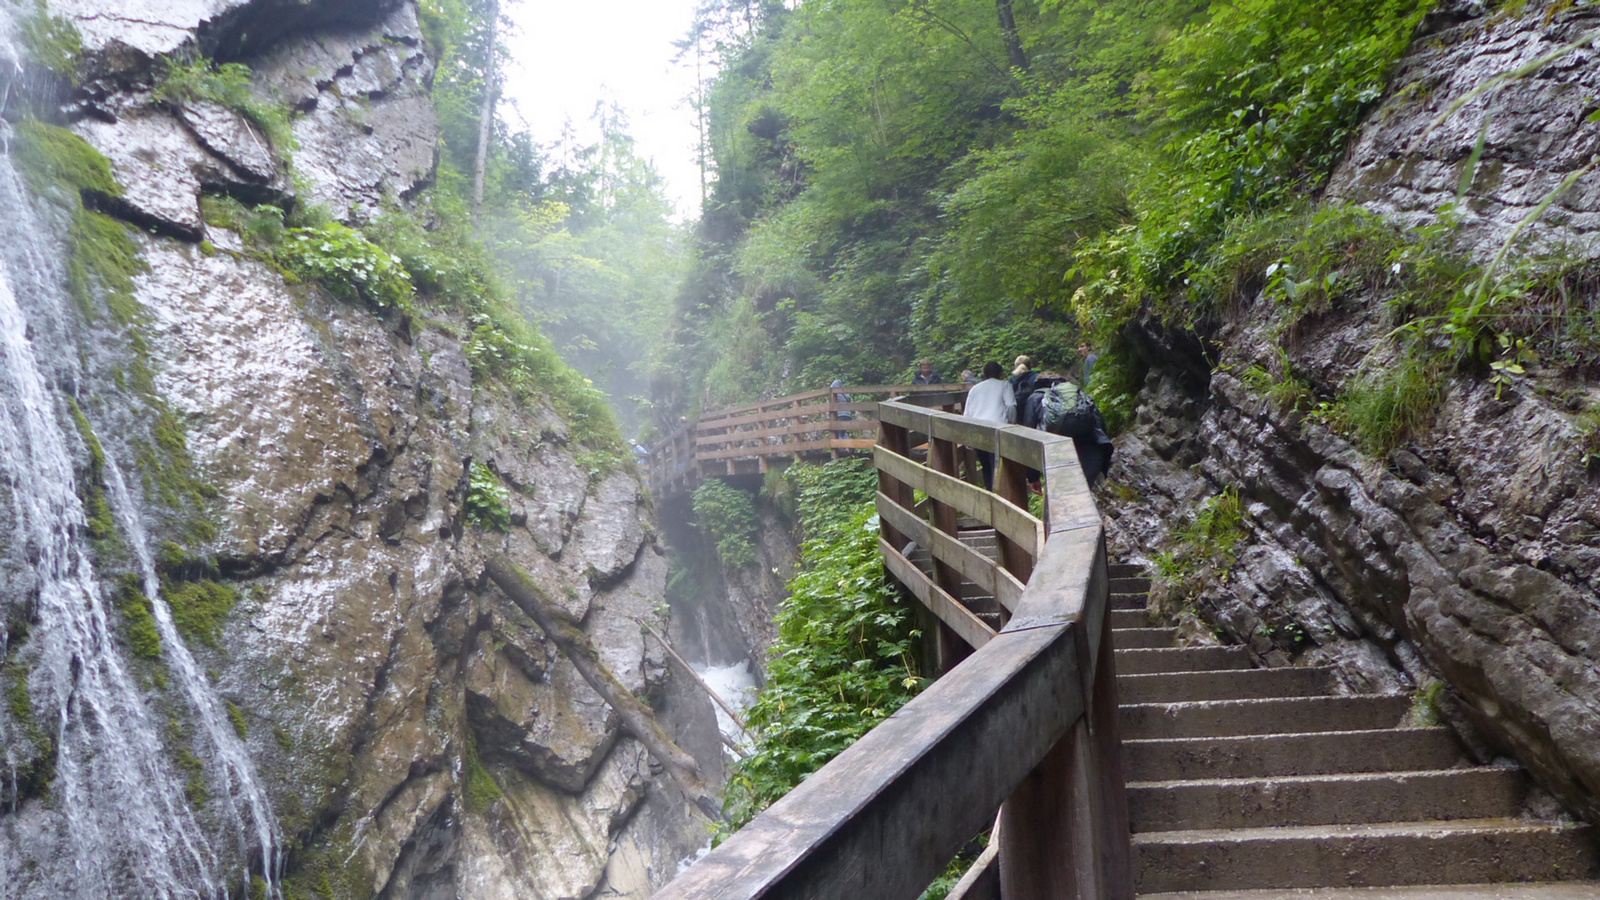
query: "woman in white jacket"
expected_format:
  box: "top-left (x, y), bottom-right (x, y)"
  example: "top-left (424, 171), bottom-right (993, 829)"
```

top-left (963, 361), bottom-right (1015, 489)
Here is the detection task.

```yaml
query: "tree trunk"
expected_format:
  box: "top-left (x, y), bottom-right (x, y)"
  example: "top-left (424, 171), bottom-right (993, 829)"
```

top-left (485, 555), bottom-right (725, 822)
top-left (471, 0), bottom-right (499, 218)
top-left (995, 0), bottom-right (1028, 73)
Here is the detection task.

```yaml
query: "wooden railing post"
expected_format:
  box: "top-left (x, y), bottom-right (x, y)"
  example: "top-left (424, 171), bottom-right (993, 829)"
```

top-left (998, 541), bottom-right (1130, 900)
top-left (994, 452), bottom-right (1034, 584)
top-left (926, 434), bottom-right (970, 671)
top-left (877, 421), bottom-right (914, 552)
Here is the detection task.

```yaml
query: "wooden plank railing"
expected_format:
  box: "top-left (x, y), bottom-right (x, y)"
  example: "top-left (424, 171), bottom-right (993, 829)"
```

top-left (652, 393), bottom-right (1131, 900)
top-left (647, 384), bottom-right (965, 497)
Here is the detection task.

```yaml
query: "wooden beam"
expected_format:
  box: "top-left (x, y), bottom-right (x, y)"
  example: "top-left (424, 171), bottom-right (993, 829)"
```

top-left (880, 538), bottom-right (996, 651)
top-left (652, 619), bottom-right (1085, 900)
top-left (876, 494), bottom-right (1025, 613)
top-left (873, 447), bottom-right (1041, 554)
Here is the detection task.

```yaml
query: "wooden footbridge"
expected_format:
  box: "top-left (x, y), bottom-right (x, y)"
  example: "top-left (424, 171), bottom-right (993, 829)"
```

top-left (653, 390), bottom-right (1600, 899)
top-left (646, 383), bottom-right (966, 497)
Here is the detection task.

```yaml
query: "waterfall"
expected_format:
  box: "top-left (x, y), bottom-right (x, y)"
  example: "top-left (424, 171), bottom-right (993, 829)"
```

top-left (0, 126), bottom-right (279, 897)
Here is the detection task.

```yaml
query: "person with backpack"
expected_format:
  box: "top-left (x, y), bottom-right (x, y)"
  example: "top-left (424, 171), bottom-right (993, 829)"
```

top-left (963, 361), bottom-right (1015, 489)
top-left (1033, 374), bottom-right (1115, 484)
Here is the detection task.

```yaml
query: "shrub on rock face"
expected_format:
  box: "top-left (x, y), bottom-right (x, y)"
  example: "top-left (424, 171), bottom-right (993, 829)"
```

top-left (692, 479), bottom-right (760, 569)
top-left (278, 222), bottom-right (415, 314)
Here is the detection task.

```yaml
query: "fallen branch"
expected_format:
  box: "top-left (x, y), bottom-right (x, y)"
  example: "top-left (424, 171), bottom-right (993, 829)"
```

top-left (485, 555), bottom-right (725, 822)
top-left (638, 620), bottom-right (753, 739)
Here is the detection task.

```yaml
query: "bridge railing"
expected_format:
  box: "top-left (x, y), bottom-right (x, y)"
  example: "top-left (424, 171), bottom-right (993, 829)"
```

top-left (648, 384), bottom-right (965, 496)
top-left (653, 393), bottom-right (1131, 900)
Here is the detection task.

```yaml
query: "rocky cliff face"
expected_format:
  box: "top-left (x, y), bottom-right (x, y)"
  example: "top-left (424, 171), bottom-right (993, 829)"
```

top-left (1106, 0), bottom-right (1600, 829)
top-left (0, 2), bottom-right (715, 898)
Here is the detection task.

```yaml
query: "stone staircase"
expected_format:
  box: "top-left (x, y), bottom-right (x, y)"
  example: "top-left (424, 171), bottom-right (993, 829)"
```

top-left (1108, 562), bottom-right (1600, 899)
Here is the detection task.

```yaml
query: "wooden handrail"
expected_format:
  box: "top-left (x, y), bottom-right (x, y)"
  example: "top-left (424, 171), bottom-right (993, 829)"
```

top-left (646, 383), bottom-right (968, 496)
top-left (652, 397), bottom-right (1131, 900)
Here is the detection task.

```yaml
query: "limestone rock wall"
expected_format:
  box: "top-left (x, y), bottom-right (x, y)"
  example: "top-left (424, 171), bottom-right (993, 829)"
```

top-left (1106, 0), bottom-right (1600, 827)
top-left (0, 1), bottom-right (716, 897)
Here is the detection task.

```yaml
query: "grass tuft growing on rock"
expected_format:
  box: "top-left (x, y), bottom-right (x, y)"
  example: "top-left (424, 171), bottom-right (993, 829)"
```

top-left (17, 0), bottom-right (82, 82)
top-left (162, 579), bottom-right (239, 648)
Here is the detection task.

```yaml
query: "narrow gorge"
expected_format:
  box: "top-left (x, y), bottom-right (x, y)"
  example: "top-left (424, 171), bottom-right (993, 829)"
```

top-left (0, 1), bottom-right (721, 897)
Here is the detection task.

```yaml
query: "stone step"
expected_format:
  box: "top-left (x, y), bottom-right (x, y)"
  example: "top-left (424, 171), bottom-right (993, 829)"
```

top-left (1114, 627), bottom-right (1180, 650)
top-left (1127, 767), bottom-right (1526, 833)
top-left (1111, 576), bottom-right (1153, 594)
top-left (1124, 728), bottom-right (1465, 782)
top-left (1118, 667), bottom-right (1334, 704)
top-left (1108, 563), bottom-right (1146, 579)
top-left (1111, 609), bottom-right (1151, 629)
top-left (1138, 883), bottom-right (1600, 899)
top-left (1121, 695), bottom-right (1411, 740)
top-left (1116, 646), bottom-right (1251, 675)
top-left (1133, 819), bottom-right (1599, 894)
top-left (1112, 592), bottom-right (1152, 610)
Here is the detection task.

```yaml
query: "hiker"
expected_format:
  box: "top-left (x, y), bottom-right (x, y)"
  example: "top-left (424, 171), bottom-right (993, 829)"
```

top-left (830, 378), bottom-right (852, 439)
top-left (1010, 355), bottom-right (1039, 410)
top-left (959, 369), bottom-right (977, 384)
top-left (1077, 341), bottom-right (1100, 387)
top-left (1032, 375), bottom-right (1115, 485)
top-left (912, 358), bottom-right (941, 385)
top-left (963, 361), bottom-right (1015, 490)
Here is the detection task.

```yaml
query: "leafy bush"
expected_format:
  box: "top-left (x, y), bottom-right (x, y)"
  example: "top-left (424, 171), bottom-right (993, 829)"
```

top-left (277, 223), bottom-right (416, 314)
top-left (1155, 487), bottom-right (1247, 583)
top-left (720, 503), bottom-right (922, 830)
top-left (692, 480), bottom-right (759, 569)
top-left (464, 462), bottom-right (512, 531)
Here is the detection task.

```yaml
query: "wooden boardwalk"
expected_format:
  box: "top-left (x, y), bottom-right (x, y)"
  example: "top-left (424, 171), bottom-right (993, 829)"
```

top-left (646, 383), bottom-right (965, 496)
top-left (655, 390), bottom-right (1130, 900)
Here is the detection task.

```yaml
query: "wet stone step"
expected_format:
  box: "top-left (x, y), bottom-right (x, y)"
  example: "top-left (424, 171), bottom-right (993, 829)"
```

top-left (1114, 628), bottom-right (1180, 650)
top-left (1120, 695), bottom-right (1412, 740)
top-left (1123, 728), bottom-right (1466, 782)
top-left (1127, 766), bottom-right (1526, 832)
top-left (1112, 592), bottom-right (1152, 610)
top-left (1118, 667), bottom-right (1334, 704)
top-left (1111, 608), bottom-right (1151, 629)
top-left (1115, 646), bottom-right (1252, 676)
top-left (1111, 576), bottom-right (1153, 594)
top-left (1108, 563), bottom-right (1146, 579)
top-left (1132, 819), bottom-right (1599, 894)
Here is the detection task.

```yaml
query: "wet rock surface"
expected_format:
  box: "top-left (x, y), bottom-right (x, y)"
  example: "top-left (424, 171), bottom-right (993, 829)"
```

top-left (1328, 0), bottom-right (1600, 257)
top-left (0, 1), bottom-right (714, 898)
top-left (1106, 297), bottom-right (1600, 824)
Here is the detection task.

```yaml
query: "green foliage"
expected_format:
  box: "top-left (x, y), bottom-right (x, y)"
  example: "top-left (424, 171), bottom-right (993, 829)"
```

top-left (18, 0), bottom-right (82, 81)
top-left (692, 479), bottom-right (759, 569)
top-left (464, 462), bottom-right (512, 531)
top-left (66, 397), bottom-right (118, 546)
top-left (1326, 352), bottom-right (1442, 456)
top-left (720, 499), bottom-right (922, 830)
top-left (462, 734), bottom-right (504, 813)
top-left (226, 699), bottom-right (249, 739)
top-left (200, 195), bottom-right (287, 247)
top-left (278, 223), bottom-right (416, 314)
top-left (783, 457), bottom-right (880, 543)
top-left (114, 576), bottom-right (165, 661)
top-left (162, 579), bottom-right (239, 648)
top-left (1155, 487), bottom-right (1247, 582)
top-left (153, 58), bottom-right (296, 154)
top-left (12, 119), bottom-right (121, 199)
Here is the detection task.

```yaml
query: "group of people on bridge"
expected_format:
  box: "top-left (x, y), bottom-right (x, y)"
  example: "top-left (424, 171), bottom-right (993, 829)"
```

top-left (958, 345), bottom-right (1114, 490)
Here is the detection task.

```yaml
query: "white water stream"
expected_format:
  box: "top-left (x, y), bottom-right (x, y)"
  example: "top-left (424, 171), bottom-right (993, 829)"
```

top-left (0, 123), bottom-right (280, 897)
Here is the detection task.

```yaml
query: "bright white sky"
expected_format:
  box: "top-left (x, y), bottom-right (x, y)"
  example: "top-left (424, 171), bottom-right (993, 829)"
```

top-left (500, 0), bottom-right (707, 220)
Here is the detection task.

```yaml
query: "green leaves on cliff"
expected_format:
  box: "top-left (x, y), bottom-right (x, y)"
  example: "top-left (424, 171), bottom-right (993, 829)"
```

top-left (464, 462), bottom-right (512, 531)
top-left (278, 223), bottom-right (415, 314)
top-left (692, 480), bottom-right (759, 569)
top-left (720, 460), bottom-right (922, 830)
top-left (669, 0), bottom-right (1437, 412)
